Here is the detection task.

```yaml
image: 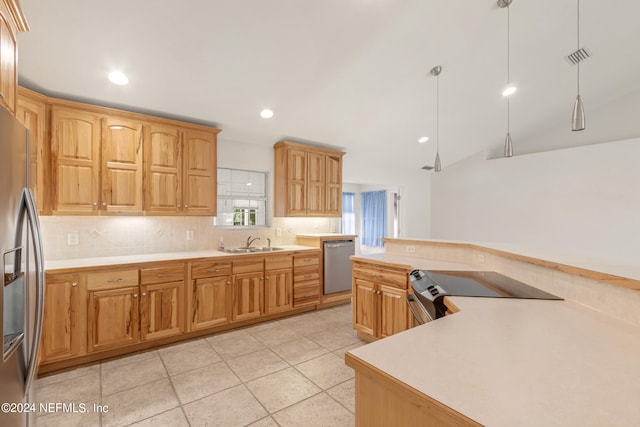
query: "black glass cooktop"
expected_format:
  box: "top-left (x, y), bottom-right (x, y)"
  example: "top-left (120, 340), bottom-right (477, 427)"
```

top-left (427, 271), bottom-right (563, 300)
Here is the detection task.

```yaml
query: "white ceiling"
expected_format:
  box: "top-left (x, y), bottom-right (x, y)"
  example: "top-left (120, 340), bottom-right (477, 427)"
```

top-left (16, 0), bottom-right (640, 171)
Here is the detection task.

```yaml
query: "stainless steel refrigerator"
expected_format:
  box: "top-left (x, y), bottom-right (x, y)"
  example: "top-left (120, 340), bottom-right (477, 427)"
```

top-left (0, 106), bottom-right (45, 426)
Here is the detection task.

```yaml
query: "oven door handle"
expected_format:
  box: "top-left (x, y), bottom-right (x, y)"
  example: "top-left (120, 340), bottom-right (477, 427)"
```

top-left (407, 294), bottom-right (433, 325)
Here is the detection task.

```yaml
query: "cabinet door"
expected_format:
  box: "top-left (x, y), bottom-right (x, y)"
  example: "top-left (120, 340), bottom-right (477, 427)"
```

top-left (41, 274), bottom-right (82, 362)
top-left (102, 117), bottom-right (143, 213)
top-left (306, 151), bottom-right (325, 216)
top-left (378, 285), bottom-right (408, 338)
top-left (0, 11), bottom-right (16, 113)
top-left (140, 281), bottom-right (184, 341)
top-left (87, 287), bottom-right (139, 352)
top-left (51, 108), bottom-right (101, 213)
top-left (287, 148), bottom-right (307, 215)
top-left (232, 272), bottom-right (263, 322)
top-left (265, 268), bottom-right (293, 314)
top-left (144, 124), bottom-right (182, 213)
top-left (183, 128), bottom-right (216, 215)
top-left (191, 276), bottom-right (231, 330)
top-left (354, 278), bottom-right (376, 337)
top-left (16, 92), bottom-right (47, 214)
top-left (325, 154), bottom-right (342, 216)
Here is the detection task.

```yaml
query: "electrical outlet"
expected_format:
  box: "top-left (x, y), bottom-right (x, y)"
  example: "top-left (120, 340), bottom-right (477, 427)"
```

top-left (478, 254), bottom-right (486, 264)
top-left (67, 232), bottom-right (79, 246)
top-left (406, 245), bottom-right (416, 253)
top-left (275, 228), bottom-right (282, 237)
top-left (186, 230), bottom-right (194, 241)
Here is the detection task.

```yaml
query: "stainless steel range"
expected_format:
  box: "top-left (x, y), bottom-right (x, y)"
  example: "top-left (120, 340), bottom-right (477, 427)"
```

top-left (407, 270), bottom-right (562, 324)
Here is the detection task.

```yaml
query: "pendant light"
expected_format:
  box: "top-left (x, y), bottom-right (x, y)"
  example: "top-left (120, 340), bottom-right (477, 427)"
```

top-left (498, 0), bottom-right (514, 157)
top-left (431, 65), bottom-right (442, 172)
top-left (571, 0), bottom-right (585, 131)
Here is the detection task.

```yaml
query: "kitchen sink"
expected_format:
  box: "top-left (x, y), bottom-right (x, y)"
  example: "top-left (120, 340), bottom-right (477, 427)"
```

top-left (224, 247), bottom-right (284, 254)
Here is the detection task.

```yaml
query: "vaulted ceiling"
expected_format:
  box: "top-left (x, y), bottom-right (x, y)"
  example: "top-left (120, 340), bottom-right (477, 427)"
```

top-left (16, 0), bottom-right (640, 172)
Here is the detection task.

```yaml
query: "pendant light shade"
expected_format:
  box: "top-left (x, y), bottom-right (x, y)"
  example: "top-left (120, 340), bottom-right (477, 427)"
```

top-left (499, 0), bottom-right (514, 157)
top-left (431, 65), bottom-right (442, 172)
top-left (571, 0), bottom-right (586, 131)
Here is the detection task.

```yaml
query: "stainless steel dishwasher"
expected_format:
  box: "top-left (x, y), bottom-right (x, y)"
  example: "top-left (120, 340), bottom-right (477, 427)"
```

top-left (323, 240), bottom-right (355, 294)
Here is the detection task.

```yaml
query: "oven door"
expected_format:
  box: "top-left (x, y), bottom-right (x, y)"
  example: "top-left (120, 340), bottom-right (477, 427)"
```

top-left (407, 294), bottom-right (435, 325)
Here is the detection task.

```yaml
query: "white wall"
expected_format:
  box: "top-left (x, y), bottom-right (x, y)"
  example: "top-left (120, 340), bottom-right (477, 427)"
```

top-left (431, 137), bottom-right (640, 264)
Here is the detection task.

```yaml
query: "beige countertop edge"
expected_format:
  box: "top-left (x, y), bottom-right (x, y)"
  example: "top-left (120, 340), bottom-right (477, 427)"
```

top-left (380, 238), bottom-right (640, 289)
top-left (348, 296), bottom-right (640, 427)
top-left (44, 245), bottom-right (319, 272)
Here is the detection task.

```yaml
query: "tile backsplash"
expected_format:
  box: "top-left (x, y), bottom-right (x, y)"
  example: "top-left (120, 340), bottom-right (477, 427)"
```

top-left (40, 216), bottom-right (339, 261)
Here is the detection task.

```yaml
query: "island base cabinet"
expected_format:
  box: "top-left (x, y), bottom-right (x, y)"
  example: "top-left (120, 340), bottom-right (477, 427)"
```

top-left (354, 279), bottom-right (376, 337)
top-left (87, 287), bottom-right (140, 352)
top-left (378, 286), bottom-right (408, 338)
top-left (191, 276), bottom-right (231, 331)
top-left (140, 281), bottom-right (184, 341)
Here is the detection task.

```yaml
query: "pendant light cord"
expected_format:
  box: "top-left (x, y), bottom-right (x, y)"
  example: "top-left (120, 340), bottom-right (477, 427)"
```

top-left (436, 73), bottom-right (439, 153)
top-left (507, 4), bottom-right (510, 133)
top-left (577, 0), bottom-right (580, 95)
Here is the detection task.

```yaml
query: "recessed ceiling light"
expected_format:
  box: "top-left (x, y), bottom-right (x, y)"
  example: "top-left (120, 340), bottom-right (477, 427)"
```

top-left (246, 182), bottom-right (252, 186)
top-left (260, 109), bottom-right (274, 119)
top-left (502, 85), bottom-right (517, 97)
top-left (108, 71), bottom-right (129, 85)
top-left (418, 136), bottom-right (429, 144)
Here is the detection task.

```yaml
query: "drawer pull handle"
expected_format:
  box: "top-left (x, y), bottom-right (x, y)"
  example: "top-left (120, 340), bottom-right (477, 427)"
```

top-left (107, 278), bottom-right (125, 283)
top-left (157, 274), bottom-right (172, 277)
top-left (304, 275), bottom-right (312, 279)
top-left (206, 268), bottom-right (220, 272)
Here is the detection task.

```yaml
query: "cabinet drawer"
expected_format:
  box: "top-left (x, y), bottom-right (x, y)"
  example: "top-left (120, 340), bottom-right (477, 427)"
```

top-left (191, 260), bottom-right (232, 279)
top-left (294, 254), bottom-right (320, 268)
top-left (265, 254), bottom-right (293, 270)
top-left (353, 265), bottom-right (408, 289)
top-left (233, 259), bottom-right (264, 274)
top-left (87, 269), bottom-right (139, 291)
top-left (140, 264), bottom-right (185, 285)
top-left (293, 281), bottom-right (320, 307)
top-left (294, 266), bottom-right (320, 282)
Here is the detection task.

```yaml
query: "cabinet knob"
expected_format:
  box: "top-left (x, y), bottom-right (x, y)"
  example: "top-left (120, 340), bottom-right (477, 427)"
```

top-left (102, 202), bottom-right (107, 207)
top-left (226, 281), bottom-right (231, 285)
top-left (177, 204), bottom-right (181, 208)
top-left (93, 202), bottom-right (98, 207)
top-left (0, 91), bottom-right (4, 100)
top-left (141, 292), bottom-right (147, 296)
top-left (71, 282), bottom-right (78, 287)
top-left (265, 276), bottom-right (270, 280)
top-left (184, 204), bottom-right (189, 208)
top-left (133, 293), bottom-right (138, 298)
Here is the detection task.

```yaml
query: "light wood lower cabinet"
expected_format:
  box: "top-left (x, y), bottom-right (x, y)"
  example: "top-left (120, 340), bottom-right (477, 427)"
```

top-left (88, 286), bottom-right (140, 352)
top-left (232, 271), bottom-right (264, 322)
top-left (352, 260), bottom-right (411, 340)
top-left (140, 281), bottom-right (184, 341)
top-left (40, 274), bottom-right (83, 363)
top-left (265, 268), bottom-right (293, 314)
top-left (190, 260), bottom-right (232, 331)
top-left (293, 252), bottom-right (321, 307)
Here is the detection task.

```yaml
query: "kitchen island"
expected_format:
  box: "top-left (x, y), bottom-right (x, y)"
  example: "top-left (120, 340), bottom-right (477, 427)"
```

top-left (346, 238), bottom-right (640, 426)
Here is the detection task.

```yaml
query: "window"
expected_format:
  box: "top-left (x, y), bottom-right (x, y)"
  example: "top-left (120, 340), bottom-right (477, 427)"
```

top-left (361, 190), bottom-right (387, 247)
top-left (342, 192), bottom-right (355, 234)
top-left (215, 168), bottom-right (267, 227)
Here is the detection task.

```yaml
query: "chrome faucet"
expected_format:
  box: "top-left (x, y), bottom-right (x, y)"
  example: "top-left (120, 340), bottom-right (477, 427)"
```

top-left (267, 237), bottom-right (271, 249)
top-left (246, 236), bottom-right (260, 248)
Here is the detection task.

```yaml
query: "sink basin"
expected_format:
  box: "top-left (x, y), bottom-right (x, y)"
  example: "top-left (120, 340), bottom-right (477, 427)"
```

top-left (224, 247), bottom-right (283, 254)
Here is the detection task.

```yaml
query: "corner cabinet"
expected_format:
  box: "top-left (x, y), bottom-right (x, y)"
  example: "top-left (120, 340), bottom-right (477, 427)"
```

top-left (274, 141), bottom-right (344, 217)
top-left (352, 259), bottom-right (411, 340)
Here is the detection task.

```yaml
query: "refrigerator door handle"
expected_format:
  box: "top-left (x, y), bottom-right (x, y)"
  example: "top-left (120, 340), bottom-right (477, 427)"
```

top-left (19, 189), bottom-right (45, 394)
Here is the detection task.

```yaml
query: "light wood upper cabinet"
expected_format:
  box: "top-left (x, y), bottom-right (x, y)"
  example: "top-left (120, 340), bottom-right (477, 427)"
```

top-left (40, 273), bottom-right (84, 363)
top-left (16, 88), bottom-right (48, 214)
top-left (102, 117), bottom-right (143, 213)
top-left (183, 128), bottom-right (216, 215)
top-left (144, 123), bottom-right (181, 213)
top-left (325, 153), bottom-right (342, 216)
top-left (0, 0), bottom-right (28, 114)
top-left (51, 107), bottom-right (101, 213)
top-left (274, 141), bottom-right (344, 217)
top-left (144, 125), bottom-right (217, 215)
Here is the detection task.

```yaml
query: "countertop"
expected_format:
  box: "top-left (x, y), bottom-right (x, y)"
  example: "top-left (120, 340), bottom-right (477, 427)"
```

top-left (45, 245), bottom-right (318, 271)
top-left (296, 233), bottom-right (357, 238)
top-left (348, 295), bottom-right (640, 426)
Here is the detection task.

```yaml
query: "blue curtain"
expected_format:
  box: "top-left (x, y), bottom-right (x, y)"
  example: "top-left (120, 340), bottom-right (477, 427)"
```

top-left (342, 192), bottom-right (355, 235)
top-left (361, 190), bottom-right (386, 247)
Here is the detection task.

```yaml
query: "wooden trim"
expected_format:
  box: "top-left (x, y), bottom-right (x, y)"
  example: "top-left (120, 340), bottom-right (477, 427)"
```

top-left (381, 238), bottom-right (640, 291)
top-left (3, 0), bottom-right (29, 32)
top-left (274, 140), bottom-right (345, 156)
top-left (346, 352), bottom-right (483, 427)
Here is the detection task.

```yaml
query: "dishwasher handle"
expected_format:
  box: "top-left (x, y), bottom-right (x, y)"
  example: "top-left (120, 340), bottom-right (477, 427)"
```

top-left (407, 294), bottom-right (434, 325)
top-left (324, 240), bottom-right (354, 248)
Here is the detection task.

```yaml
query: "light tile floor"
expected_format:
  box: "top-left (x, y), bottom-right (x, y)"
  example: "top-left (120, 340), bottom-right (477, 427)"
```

top-left (34, 303), bottom-right (366, 427)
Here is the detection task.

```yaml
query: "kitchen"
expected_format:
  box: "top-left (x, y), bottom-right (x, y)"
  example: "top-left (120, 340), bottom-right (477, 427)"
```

top-left (1, 0), bottom-right (640, 426)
